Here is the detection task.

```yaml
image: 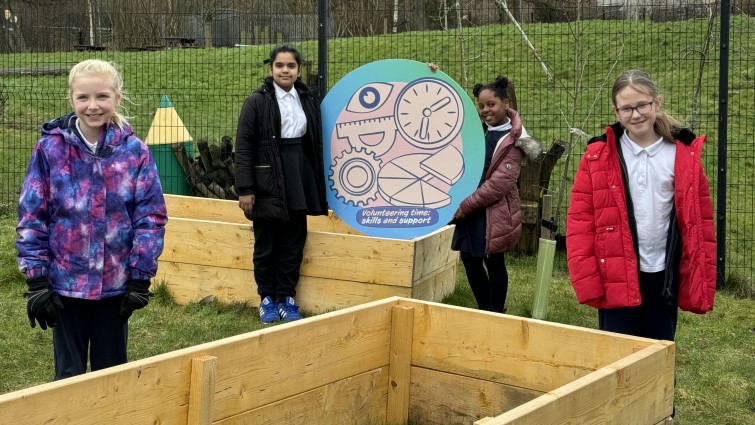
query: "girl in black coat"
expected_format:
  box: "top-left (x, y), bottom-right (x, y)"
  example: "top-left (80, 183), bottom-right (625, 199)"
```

top-left (235, 45), bottom-right (328, 323)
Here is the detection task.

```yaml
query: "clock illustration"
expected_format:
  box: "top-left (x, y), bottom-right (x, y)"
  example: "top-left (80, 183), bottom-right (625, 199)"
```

top-left (394, 77), bottom-right (464, 150)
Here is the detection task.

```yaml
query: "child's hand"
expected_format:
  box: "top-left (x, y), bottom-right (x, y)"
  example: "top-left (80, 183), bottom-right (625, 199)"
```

top-left (24, 277), bottom-right (64, 330)
top-left (238, 194), bottom-right (255, 216)
top-left (120, 280), bottom-right (151, 322)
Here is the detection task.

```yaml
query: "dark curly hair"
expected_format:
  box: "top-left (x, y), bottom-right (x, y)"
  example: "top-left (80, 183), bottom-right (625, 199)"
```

top-left (472, 75), bottom-right (510, 101)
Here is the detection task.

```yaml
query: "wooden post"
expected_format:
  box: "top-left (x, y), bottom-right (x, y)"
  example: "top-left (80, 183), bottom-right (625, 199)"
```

top-left (386, 305), bottom-right (414, 425)
top-left (541, 194), bottom-right (552, 240)
top-left (188, 355), bottom-right (217, 425)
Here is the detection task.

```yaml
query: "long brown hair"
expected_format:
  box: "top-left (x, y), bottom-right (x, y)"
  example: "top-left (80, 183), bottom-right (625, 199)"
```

top-left (611, 69), bottom-right (683, 143)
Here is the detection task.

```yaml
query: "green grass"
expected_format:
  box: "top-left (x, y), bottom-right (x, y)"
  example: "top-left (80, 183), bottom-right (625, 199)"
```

top-left (1, 208), bottom-right (754, 423)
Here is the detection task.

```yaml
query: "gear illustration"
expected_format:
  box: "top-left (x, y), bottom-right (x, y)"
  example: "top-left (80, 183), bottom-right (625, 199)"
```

top-left (330, 147), bottom-right (381, 206)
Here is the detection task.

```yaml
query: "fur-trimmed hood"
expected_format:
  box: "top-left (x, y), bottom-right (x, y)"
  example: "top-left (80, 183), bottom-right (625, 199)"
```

top-left (516, 135), bottom-right (542, 161)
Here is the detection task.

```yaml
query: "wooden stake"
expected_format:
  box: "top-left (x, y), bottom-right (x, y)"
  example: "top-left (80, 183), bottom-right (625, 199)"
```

top-left (188, 355), bottom-right (217, 425)
top-left (386, 305), bottom-right (414, 425)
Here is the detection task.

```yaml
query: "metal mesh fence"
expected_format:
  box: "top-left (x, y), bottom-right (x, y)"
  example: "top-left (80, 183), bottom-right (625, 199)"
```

top-left (0, 0), bottom-right (752, 288)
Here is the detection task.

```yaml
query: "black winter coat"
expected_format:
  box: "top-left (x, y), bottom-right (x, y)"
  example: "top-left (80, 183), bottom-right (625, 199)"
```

top-left (234, 77), bottom-right (329, 221)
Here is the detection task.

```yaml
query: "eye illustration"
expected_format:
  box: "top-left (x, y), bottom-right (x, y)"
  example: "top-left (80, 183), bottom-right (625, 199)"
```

top-left (346, 83), bottom-right (394, 113)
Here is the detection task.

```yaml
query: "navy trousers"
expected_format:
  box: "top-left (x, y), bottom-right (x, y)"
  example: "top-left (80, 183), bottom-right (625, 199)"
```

top-left (598, 270), bottom-right (679, 341)
top-left (252, 210), bottom-right (308, 303)
top-left (461, 251), bottom-right (508, 313)
top-left (52, 295), bottom-right (128, 380)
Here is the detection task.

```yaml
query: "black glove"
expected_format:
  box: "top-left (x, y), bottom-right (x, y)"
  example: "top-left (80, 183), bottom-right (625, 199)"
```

top-left (120, 279), bottom-right (151, 322)
top-left (24, 277), bottom-right (64, 330)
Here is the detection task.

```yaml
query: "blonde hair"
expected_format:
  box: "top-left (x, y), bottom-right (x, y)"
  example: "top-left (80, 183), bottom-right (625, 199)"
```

top-left (611, 69), bottom-right (683, 143)
top-left (67, 59), bottom-right (129, 128)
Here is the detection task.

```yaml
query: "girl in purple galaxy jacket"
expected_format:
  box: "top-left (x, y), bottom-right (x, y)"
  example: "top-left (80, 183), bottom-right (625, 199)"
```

top-left (16, 59), bottom-right (167, 380)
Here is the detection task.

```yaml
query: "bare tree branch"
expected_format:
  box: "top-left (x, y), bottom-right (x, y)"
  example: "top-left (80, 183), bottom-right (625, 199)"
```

top-left (690, 0), bottom-right (718, 130)
top-left (493, 0), bottom-right (553, 84)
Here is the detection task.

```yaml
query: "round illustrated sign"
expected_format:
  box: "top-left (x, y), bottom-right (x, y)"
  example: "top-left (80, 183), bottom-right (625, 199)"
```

top-left (322, 59), bottom-right (484, 239)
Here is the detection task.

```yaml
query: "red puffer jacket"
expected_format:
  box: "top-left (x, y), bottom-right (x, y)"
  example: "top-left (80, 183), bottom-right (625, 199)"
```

top-left (566, 123), bottom-right (716, 314)
top-left (458, 109), bottom-right (541, 254)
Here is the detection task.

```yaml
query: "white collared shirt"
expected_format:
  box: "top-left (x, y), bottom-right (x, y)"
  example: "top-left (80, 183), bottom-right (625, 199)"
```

top-left (620, 132), bottom-right (676, 272)
top-left (488, 118), bottom-right (512, 155)
top-left (273, 82), bottom-right (307, 138)
top-left (75, 118), bottom-right (99, 153)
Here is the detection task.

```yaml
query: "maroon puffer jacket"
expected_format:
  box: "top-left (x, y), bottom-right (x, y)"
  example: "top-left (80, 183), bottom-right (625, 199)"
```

top-left (458, 109), bottom-right (541, 254)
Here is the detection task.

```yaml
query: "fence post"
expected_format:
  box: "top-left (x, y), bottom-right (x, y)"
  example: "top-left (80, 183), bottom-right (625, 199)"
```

top-left (717, 0), bottom-right (730, 289)
top-left (318, 0), bottom-right (329, 97)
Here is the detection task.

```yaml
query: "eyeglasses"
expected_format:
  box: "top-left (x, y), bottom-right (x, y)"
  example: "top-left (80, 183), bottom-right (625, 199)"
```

top-left (616, 100), bottom-right (654, 118)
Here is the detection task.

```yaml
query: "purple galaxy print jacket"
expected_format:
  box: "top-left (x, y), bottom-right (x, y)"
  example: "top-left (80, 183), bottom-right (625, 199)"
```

top-left (16, 112), bottom-right (167, 300)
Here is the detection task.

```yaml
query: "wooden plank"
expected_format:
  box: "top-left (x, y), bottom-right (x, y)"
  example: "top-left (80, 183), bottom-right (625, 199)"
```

top-left (162, 216), bottom-right (414, 286)
top-left (164, 194), bottom-right (363, 234)
top-left (162, 218), bottom-right (252, 269)
top-left (412, 225), bottom-right (458, 282)
top-left (157, 261), bottom-right (255, 304)
top-left (482, 342), bottom-right (675, 425)
top-left (157, 261), bottom-right (411, 311)
top-left (216, 367), bottom-right (389, 424)
top-left (295, 275), bottom-right (411, 312)
top-left (0, 299), bottom-right (398, 424)
top-left (408, 366), bottom-right (543, 425)
top-left (399, 300), bottom-right (658, 392)
top-left (188, 356), bottom-right (217, 425)
top-left (165, 194), bottom-right (244, 222)
top-left (386, 305), bottom-right (414, 425)
top-left (210, 300), bottom-right (395, 420)
top-left (411, 261), bottom-right (457, 301)
top-left (160, 218), bottom-right (412, 287)
top-left (304, 231), bottom-right (415, 286)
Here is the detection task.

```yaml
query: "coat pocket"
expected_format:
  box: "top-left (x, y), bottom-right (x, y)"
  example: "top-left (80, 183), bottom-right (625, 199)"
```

top-left (253, 164), bottom-right (276, 198)
top-left (594, 226), bottom-right (617, 280)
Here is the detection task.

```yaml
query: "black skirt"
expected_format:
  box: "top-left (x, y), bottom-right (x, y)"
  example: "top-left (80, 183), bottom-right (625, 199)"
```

top-left (279, 136), bottom-right (323, 213)
top-left (451, 208), bottom-right (487, 257)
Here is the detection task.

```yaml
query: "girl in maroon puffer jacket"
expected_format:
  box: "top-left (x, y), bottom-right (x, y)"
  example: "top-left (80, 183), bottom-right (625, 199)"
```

top-left (451, 76), bottom-right (541, 313)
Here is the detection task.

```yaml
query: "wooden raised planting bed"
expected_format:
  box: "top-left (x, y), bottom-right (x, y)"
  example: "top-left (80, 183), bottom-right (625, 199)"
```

top-left (0, 297), bottom-right (674, 424)
top-left (158, 195), bottom-right (459, 312)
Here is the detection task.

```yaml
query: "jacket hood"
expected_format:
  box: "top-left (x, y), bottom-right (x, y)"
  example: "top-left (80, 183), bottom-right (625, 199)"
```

top-left (516, 136), bottom-right (542, 161)
top-left (41, 112), bottom-right (133, 147)
top-left (41, 112), bottom-right (78, 136)
top-left (490, 108), bottom-right (542, 161)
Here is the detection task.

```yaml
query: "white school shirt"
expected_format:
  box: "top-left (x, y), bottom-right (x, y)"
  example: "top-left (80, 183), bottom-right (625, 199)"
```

top-left (273, 82), bottom-right (307, 138)
top-left (620, 132), bottom-right (676, 273)
top-left (75, 118), bottom-right (99, 153)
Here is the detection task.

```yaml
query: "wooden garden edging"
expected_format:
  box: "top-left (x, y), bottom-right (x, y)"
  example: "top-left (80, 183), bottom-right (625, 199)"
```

top-left (0, 297), bottom-right (675, 424)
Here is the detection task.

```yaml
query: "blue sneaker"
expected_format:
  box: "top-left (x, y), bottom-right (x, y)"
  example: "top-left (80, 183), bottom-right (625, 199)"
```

top-left (259, 296), bottom-right (280, 324)
top-left (277, 297), bottom-right (303, 321)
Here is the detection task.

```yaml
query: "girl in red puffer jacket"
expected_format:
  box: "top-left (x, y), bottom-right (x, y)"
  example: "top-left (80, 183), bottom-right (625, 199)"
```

top-left (567, 69), bottom-right (716, 341)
